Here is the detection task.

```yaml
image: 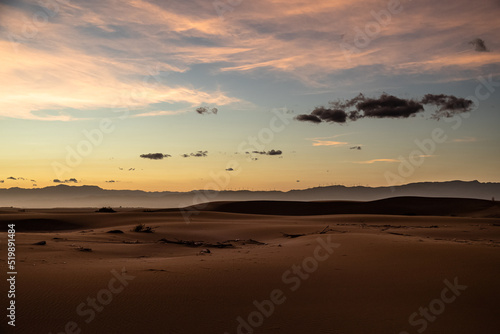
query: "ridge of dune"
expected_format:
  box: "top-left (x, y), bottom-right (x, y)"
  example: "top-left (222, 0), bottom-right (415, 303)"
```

top-left (183, 196), bottom-right (500, 217)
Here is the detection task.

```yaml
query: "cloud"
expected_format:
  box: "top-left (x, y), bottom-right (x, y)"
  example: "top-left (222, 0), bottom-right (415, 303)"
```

top-left (0, 0), bottom-right (242, 121)
top-left (251, 150), bottom-right (283, 155)
top-left (354, 159), bottom-right (400, 164)
top-left (182, 151), bottom-right (208, 157)
top-left (196, 106), bottom-right (218, 115)
top-left (1, 0), bottom-right (498, 122)
top-left (296, 93), bottom-right (474, 124)
top-left (225, 168), bottom-right (234, 171)
top-left (307, 134), bottom-right (352, 147)
top-left (356, 94), bottom-right (424, 118)
top-left (0, 0), bottom-right (498, 122)
top-left (105, 180), bottom-right (118, 183)
top-left (310, 107), bottom-right (349, 123)
top-left (0, 180), bottom-right (4, 183)
top-left (53, 178), bottom-right (78, 183)
top-left (312, 140), bottom-right (347, 147)
top-left (469, 38), bottom-right (489, 52)
top-left (295, 114), bottom-right (322, 123)
top-left (267, 149), bottom-right (282, 156)
top-left (350, 146), bottom-right (362, 150)
top-left (140, 153), bottom-right (172, 160)
top-left (4, 176), bottom-right (34, 181)
top-left (421, 94), bottom-right (474, 119)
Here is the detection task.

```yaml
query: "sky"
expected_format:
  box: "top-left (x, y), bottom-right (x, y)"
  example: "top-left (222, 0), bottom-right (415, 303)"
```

top-left (0, 0), bottom-right (499, 192)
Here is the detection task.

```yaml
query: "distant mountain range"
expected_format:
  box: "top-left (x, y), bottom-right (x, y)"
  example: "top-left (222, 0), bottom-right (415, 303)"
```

top-left (0, 180), bottom-right (499, 208)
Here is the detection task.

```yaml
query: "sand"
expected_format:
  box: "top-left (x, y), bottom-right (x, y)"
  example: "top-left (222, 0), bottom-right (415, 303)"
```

top-left (1, 198), bottom-right (499, 334)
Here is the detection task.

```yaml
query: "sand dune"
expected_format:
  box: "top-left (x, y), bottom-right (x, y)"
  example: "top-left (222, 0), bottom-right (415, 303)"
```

top-left (1, 197), bottom-right (499, 333)
top-left (183, 196), bottom-right (500, 218)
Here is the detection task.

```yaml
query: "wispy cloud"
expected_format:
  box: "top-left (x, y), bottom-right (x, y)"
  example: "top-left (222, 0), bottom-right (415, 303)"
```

top-left (312, 140), bottom-right (348, 147)
top-left (1, 0), bottom-right (498, 120)
top-left (354, 158), bottom-right (400, 164)
top-left (0, 1), bottom-right (241, 120)
top-left (308, 134), bottom-right (352, 146)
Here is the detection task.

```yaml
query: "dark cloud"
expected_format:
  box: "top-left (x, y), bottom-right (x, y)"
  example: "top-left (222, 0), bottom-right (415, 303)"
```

top-left (140, 153), bottom-right (171, 160)
top-left (296, 93), bottom-right (473, 125)
top-left (196, 106), bottom-right (218, 115)
top-left (267, 149), bottom-right (282, 156)
top-left (53, 178), bottom-right (78, 184)
top-left (252, 150), bottom-right (283, 156)
top-left (105, 180), bottom-right (118, 183)
top-left (311, 107), bottom-right (348, 123)
top-left (350, 146), bottom-right (362, 150)
top-left (0, 180), bottom-right (4, 183)
top-left (356, 94), bottom-right (424, 118)
top-left (225, 168), bottom-right (234, 171)
top-left (469, 38), bottom-right (489, 52)
top-left (421, 94), bottom-right (474, 119)
top-left (182, 151), bottom-right (208, 157)
top-left (191, 151), bottom-right (208, 157)
top-left (330, 93), bottom-right (366, 109)
top-left (295, 114), bottom-right (322, 123)
top-left (6, 176), bottom-right (33, 181)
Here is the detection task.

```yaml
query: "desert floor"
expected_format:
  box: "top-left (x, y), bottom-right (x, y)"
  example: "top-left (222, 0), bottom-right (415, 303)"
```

top-left (1, 203), bottom-right (499, 334)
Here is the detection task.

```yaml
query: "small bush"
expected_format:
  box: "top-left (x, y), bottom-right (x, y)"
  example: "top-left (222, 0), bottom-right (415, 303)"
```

top-left (96, 207), bottom-right (116, 213)
top-left (131, 223), bottom-right (154, 233)
top-left (107, 229), bottom-right (124, 234)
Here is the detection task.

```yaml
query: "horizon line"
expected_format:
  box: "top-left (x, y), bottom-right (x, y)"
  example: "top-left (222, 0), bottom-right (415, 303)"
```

top-left (0, 179), bottom-right (496, 193)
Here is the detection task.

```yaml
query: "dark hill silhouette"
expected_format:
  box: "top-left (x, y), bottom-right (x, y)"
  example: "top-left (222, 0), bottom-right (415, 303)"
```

top-left (182, 197), bottom-right (500, 218)
top-left (0, 180), bottom-right (499, 208)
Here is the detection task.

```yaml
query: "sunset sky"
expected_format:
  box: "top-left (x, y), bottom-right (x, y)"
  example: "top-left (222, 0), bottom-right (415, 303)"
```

top-left (1, 0), bottom-right (499, 191)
